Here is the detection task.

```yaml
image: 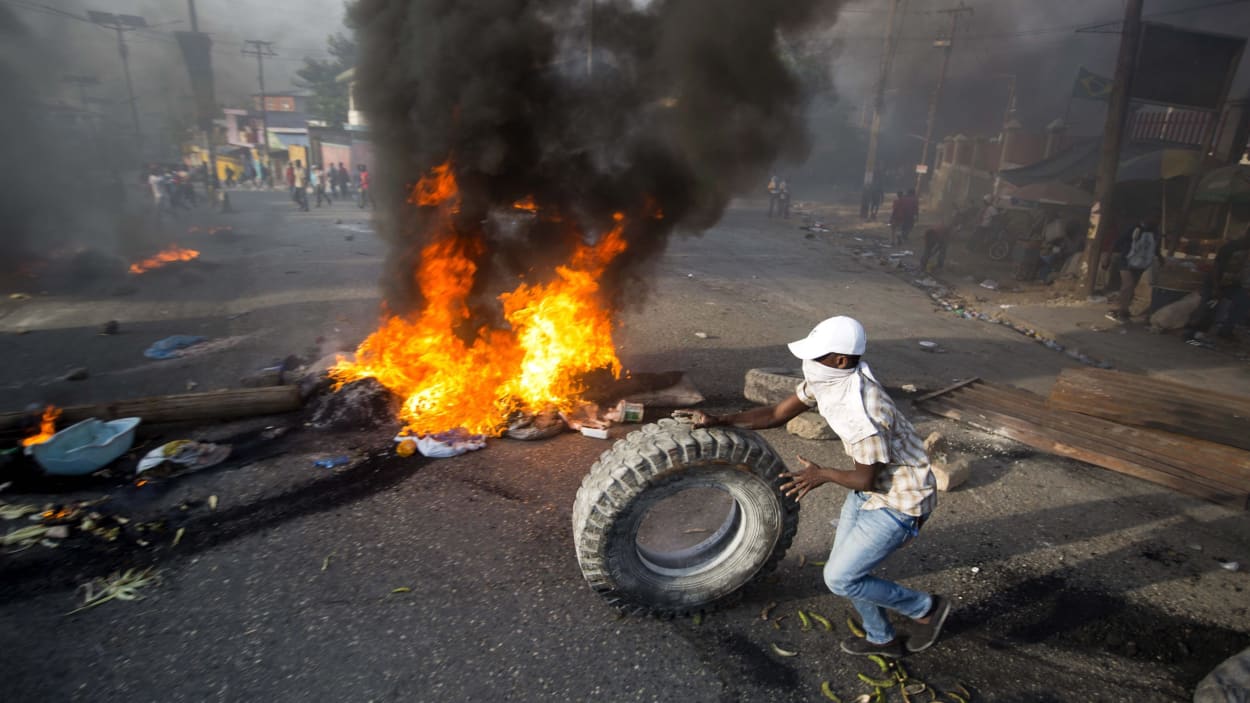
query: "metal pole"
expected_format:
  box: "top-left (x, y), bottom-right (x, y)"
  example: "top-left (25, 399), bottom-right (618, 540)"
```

top-left (916, 6), bottom-right (970, 194)
top-left (115, 26), bottom-right (143, 148)
top-left (257, 47), bottom-right (270, 181)
top-left (862, 0), bottom-right (902, 209)
top-left (1078, 0), bottom-right (1144, 296)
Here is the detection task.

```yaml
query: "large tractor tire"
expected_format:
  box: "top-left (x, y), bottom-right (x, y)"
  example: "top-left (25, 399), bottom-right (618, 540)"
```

top-left (572, 418), bottom-right (799, 615)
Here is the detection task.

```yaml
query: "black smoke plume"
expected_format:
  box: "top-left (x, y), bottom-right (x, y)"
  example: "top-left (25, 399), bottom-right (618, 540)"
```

top-left (351, 0), bottom-right (843, 315)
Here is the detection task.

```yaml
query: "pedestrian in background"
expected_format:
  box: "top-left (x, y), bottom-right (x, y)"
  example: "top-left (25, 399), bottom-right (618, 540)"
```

top-left (312, 165), bottom-right (332, 207)
top-left (357, 164), bottom-right (373, 209)
top-left (888, 192), bottom-right (905, 245)
top-left (1185, 226), bottom-right (1250, 344)
top-left (768, 175), bottom-right (780, 218)
top-left (1106, 214), bottom-right (1164, 323)
top-left (292, 160), bottom-right (309, 212)
top-left (869, 183), bottom-right (884, 221)
top-left (678, 316), bottom-right (948, 658)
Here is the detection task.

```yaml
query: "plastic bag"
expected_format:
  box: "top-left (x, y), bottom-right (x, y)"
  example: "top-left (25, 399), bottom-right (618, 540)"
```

top-left (144, 335), bottom-right (207, 360)
top-left (136, 440), bottom-right (231, 474)
top-left (413, 429), bottom-right (487, 458)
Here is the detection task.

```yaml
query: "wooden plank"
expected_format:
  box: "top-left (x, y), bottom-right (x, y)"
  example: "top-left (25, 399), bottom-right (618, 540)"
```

top-left (957, 384), bottom-right (1250, 486)
top-left (925, 397), bottom-right (1248, 510)
top-left (1048, 368), bottom-right (1250, 451)
top-left (0, 386), bottom-right (303, 434)
top-left (928, 394), bottom-right (1249, 493)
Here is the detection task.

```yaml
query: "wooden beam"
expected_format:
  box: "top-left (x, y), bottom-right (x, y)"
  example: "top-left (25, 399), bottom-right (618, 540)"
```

top-left (918, 379), bottom-right (1250, 510)
top-left (1048, 368), bottom-right (1250, 451)
top-left (0, 386), bottom-right (303, 434)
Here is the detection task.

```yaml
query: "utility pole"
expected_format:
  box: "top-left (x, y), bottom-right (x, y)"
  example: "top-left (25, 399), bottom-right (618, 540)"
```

top-left (861, 0), bottom-right (905, 217)
top-left (87, 11), bottom-right (147, 149)
top-left (184, 0), bottom-right (222, 208)
top-left (1079, 0), bottom-right (1144, 296)
top-left (916, 3), bottom-right (973, 194)
top-left (242, 39), bottom-right (277, 181)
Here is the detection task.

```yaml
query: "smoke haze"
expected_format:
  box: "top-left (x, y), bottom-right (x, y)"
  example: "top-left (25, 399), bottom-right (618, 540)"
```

top-left (351, 0), bottom-right (845, 314)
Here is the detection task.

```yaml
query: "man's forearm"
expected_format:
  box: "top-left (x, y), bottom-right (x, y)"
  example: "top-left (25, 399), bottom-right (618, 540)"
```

top-left (808, 462), bottom-right (880, 492)
top-left (719, 406), bottom-right (789, 430)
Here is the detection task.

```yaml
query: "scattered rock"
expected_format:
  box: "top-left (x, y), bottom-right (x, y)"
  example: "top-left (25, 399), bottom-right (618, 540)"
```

top-left (63, 367), bottom-right (89, 382)
top-left (931, 456), bottom-right (971, 491)
top-left (786, 412), bottom-right (836, 440)
top-left (743, 368), bottom-right (804, 406)
top-left (100, 320), bottom-right (119, 335)
top-left (1193, 646), bottom-right (1250, 703)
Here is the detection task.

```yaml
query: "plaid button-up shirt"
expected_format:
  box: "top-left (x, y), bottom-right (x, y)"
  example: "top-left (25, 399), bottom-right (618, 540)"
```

top-left (797, 377), bottom-right (936, 517)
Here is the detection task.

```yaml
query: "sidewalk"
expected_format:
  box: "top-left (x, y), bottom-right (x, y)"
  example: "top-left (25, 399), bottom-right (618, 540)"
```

top-left (794, 198), bottom-right (1250, 398)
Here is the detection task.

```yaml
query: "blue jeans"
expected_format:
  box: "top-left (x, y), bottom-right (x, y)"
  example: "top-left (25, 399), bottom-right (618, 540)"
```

top-left (823, 491), bottom-right (932, 644)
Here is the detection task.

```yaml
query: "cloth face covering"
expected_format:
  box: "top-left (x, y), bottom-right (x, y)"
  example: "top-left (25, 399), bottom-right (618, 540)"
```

top-left (801, 359), bottom-right (880, 444)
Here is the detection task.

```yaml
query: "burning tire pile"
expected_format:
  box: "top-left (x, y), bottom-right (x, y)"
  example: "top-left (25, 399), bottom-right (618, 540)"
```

top-left (572, 418), bottom-right (798, 615)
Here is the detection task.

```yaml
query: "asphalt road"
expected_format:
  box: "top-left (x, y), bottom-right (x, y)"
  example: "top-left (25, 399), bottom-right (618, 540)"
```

top-left (2, 191), bottom-right (1247, 702)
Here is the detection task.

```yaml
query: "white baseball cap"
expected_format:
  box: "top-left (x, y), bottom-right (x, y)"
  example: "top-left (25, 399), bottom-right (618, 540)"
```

top-left (787, 316), bottom-right (867, 360)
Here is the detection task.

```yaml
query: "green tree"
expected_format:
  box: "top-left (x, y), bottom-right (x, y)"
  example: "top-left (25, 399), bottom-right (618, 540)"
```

top-left (295, 9), bottom-right (357, 126)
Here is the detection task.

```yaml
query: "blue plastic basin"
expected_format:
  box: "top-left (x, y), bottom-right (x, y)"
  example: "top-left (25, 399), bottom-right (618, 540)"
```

top-left (27, 417), bottom-right (141, 476)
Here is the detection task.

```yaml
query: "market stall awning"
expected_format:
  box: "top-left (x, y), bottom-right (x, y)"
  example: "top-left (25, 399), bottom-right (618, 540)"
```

top-left (998, 139), bottom-right (1193, 187)
top-left (1192, 165), bottom-right (1250, 204)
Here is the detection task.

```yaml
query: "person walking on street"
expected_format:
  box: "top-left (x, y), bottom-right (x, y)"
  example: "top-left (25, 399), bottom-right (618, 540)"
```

top-left (286, 162), bottom-right (297, 203)
top-left (1106, 214), bottom-right (1164, 323)
top-left (357, 164), bottom-right (373, 209)
top-left (899, 189), bottom-right (919, 244)
top-left (312, 165), bottom-right (332, 207)
top-left (888, 192), bottom-right (905, 245)
top-left (678, 316), bottom-right (948, 658)
top-left (292, 160), bottom-right (309, 212)
top-left (778, 177), bottom-right (791, 220)
top-left (768, 175), bottom-right (780, 218)
top-left (869, 183), bottom-right (884, 221)
top-left (148, 166), bottom-right (167, 221)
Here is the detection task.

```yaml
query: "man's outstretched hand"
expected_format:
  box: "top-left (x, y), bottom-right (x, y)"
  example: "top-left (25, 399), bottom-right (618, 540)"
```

top-left (672, 410), bottom-right (720, 428)
top-left (779, 455), bottom-right (832, 501)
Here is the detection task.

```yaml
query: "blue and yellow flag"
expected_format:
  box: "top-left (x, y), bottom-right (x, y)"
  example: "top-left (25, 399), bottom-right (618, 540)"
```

top-left (1072, 66), bottom-right (1113, 101)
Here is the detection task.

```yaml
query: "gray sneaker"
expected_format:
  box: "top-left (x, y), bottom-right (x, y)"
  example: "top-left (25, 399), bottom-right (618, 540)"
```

top-left (906, 595), bottom-right (951, 652)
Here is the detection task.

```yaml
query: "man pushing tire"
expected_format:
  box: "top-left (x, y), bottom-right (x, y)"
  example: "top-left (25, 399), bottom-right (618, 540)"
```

top-left (680, 316), bottom-right (950, 657)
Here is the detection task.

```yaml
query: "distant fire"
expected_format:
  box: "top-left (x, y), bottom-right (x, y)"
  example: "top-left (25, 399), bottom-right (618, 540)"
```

top-left (512, 197), bottom-right (538, 212)
top-left (21, 405), bottom-right (61, 447)
top-left (128, 246), bottom-right (200, 274)
top-left (332, 161), bottom-right (630, 436)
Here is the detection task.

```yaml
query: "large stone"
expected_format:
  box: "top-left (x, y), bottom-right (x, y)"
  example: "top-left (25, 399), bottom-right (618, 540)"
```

top-left (1193, 645), bottom-right (1250, 703)
top-left (786, 412), bottom-right (837, 440)
top-left (931, 456), bottom-right (971, 491)
top-left (744, 367), bottom-right (804, 405)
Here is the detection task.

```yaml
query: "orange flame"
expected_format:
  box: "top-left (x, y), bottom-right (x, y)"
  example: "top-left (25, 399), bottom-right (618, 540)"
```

top-left (409, 160), bottom-right (460, 209)
top-left (21, 405), bottom-right (61, 447)
top-left (333, 162), bottom-right (628, 436)
top-left (512, 196), bottom-right (538, 212)
top-left (129, 245), bottom-right (200, 274)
